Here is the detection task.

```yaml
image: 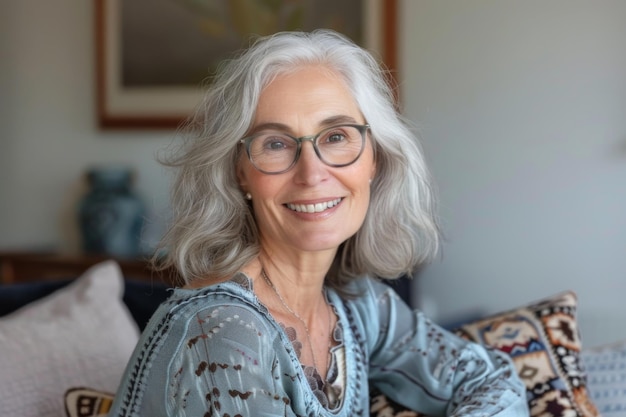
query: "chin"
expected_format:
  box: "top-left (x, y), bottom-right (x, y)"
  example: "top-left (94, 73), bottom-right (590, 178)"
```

top-left (291, 232), bottom-right (356, 253)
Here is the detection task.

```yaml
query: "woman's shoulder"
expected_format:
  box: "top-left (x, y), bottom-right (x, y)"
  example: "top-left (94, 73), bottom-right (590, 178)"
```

top-left (166, 271), bottom-right (257, 305)
top-left (144, 272), bottom-right (270, 337)
top-left (130, 272), bottom-right (283, 371)
top-left (110, 273), bottom-right (284, 416)
top-left (336, 276), bottom-right (411, 330)
top-left (342, 275), bottom-right (398, 302)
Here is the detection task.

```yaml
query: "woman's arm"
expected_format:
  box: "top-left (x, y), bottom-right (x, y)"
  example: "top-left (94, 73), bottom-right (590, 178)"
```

top-left (358, 278), bottom-right (528, 416)
top-left (108, 291), bottom-right (301, 416)
top-left (164, 304), bottom-right (297, 416)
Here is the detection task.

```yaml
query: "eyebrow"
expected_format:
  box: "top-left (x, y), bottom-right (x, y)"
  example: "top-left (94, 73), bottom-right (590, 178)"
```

top-left (250, 115), bottom-right (362, 134)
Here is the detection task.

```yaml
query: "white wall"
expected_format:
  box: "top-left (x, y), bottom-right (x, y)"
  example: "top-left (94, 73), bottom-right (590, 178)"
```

top-left (0, 1), bottom-right (174, 253)
top-left (401, 0), bottom-right (626, 347)
top-left (2, 0), bottom-right (625, 348)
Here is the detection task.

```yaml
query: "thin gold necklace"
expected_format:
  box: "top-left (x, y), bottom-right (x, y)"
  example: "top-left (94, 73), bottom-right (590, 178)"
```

top-left (261, 268), bottom-right (331, 374)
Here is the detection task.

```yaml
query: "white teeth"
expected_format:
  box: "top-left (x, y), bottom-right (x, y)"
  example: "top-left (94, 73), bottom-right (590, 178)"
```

top-left (287, 198), bottom-right (342, 213)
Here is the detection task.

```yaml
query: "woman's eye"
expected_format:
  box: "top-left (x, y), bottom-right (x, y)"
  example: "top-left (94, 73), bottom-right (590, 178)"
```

top-left (268, 140), bottom-right (286, 150)
top-left (261, 135), bottom-right (291, 150)
top-left (325, 133), bottom-right (346, 143)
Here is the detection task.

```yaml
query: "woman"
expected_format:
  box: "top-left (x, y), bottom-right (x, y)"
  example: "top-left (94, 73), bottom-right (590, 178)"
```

top-left (109, 30), bottom-right (527, 416)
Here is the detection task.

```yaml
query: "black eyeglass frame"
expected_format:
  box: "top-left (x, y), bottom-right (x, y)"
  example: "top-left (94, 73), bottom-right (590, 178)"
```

top-left (240, 123), bottom-right (370, 175)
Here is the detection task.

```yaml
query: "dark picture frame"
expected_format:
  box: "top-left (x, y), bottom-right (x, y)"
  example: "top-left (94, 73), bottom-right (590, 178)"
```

top-left (95, 0), bottom-right (397, 129)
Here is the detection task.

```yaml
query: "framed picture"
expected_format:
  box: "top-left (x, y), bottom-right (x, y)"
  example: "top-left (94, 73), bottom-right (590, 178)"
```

top-left (95, 0), bottom-right (397, 129)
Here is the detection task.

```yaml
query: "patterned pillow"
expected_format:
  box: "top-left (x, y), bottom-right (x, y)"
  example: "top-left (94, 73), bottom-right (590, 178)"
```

top-left (369, 291), bottom-right (601, 417)
top-left (64, 388), bottom-right (114, 417)
top-left (582, 340), bottom-right (626, 416)
top-left (454, 291), bottom-right (599, 417)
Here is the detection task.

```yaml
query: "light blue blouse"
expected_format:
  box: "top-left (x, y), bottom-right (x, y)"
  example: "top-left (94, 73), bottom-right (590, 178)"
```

top-left (108, 273), bottom-right (528, 416)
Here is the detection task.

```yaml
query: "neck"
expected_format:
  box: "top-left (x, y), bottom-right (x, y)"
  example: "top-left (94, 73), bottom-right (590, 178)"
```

top-left (257, 245), bottom-right (334, 312)
top-left (261, 262), bottom-right (325, 319)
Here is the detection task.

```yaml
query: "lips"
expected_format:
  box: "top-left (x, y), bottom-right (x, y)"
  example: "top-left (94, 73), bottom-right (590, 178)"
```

top-left (286, 198), bottom-right (343, 213)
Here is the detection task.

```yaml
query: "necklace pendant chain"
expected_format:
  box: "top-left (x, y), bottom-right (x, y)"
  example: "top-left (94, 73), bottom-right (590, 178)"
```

top-left (261, 268), bottom-right (331, 374)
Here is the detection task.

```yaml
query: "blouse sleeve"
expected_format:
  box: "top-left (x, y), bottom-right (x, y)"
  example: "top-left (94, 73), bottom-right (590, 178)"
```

top-left (109, 297), bottom-right (302, 417)
top-left (358, 278), bottom-right (528, 416)
top-left (164, 303), bottom-right (299, 416)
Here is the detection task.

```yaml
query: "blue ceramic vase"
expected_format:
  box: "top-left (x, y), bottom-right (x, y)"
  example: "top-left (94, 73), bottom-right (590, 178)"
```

top-left (78, 167), bottom-right (145, 258)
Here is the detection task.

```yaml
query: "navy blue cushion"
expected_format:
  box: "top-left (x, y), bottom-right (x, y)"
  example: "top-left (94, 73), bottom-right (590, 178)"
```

top-left (1, 277), bottom-right (411, 328)
top-left (122, 280), bottom-right (171, 330)
top-left (0, 278), bottom-right (170, 331)
top-left (0, 280), bottom-right (70, 317)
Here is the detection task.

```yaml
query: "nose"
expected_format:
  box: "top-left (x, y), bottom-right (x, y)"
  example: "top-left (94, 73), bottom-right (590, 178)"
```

top-left (292, 140), bottom-right (328, 185)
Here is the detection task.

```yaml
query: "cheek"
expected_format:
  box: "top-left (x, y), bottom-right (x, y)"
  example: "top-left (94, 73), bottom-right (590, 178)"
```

top-left (361, 184), bottom-right (372, 212)
top-left (246, 174), bottom-right (284, 202)
top-left (356, 155), bottom-right (376, 195)
top-left (238, 159), bottom-right (270, 194)
top-left (350, 176), bottom-right (372, 212)
top-left (357, 170), bottom-right (374, 214)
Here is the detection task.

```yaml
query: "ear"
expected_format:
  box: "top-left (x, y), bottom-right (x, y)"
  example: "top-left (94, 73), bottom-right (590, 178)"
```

top-left (236, 159), bottom-right (249, 192)
top-left (369, 151), bottom-right (377, 182)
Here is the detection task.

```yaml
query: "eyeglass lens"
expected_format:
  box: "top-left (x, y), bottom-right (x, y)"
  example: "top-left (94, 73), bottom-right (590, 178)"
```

top-left (246, 124), bottom-right (366, 174)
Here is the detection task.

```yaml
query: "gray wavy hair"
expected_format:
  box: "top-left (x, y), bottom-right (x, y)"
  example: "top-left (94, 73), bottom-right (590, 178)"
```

top-left (156, 30), bottom-right (440, 290)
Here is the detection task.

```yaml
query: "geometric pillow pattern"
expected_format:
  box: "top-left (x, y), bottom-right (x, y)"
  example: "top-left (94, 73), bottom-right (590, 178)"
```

top-left (64, 388), bottom-right (114, 417)
top-left (454, 291), bottom-right (599, 417)
top-left (582, 340), bottom-right (626, 417)
top-left (369, 291), bottom-right (601, 417)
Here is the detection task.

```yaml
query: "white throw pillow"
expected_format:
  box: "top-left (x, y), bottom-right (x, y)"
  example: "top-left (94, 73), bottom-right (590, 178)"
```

top-left (0, 260), bottom-right (139, 417)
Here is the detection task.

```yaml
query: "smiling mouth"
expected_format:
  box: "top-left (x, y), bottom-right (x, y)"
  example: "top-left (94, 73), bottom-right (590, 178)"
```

top-left (286, 198), bottom-right (343, 213)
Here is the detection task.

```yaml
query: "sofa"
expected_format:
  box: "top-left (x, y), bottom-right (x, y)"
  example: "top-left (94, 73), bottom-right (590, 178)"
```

top-left (0, 261), bottom-right (169, 417)
top-left (0, 261), bottom-right (624, 417)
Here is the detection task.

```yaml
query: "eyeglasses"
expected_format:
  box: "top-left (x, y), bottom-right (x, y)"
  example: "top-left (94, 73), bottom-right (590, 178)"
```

top-left (240, 124), bottom-right (370, 174)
